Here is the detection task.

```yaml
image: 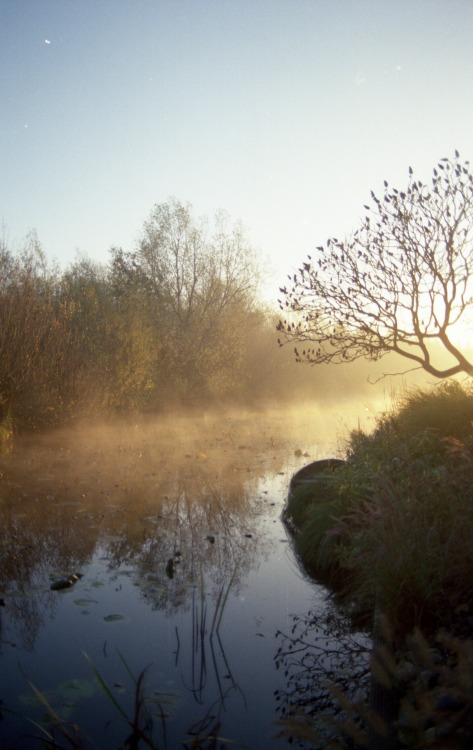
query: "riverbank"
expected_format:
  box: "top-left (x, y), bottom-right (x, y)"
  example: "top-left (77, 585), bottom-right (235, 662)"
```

top-left (283, 380), bottom-right (473, 747)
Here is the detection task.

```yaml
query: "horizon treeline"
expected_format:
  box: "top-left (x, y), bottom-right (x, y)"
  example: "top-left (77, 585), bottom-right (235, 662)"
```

top-left (0, 199), bottom-right (434, 433)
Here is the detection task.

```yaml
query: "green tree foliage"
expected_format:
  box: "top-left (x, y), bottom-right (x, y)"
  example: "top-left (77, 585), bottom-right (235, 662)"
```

top-left (278, 152), bottom-right (473, 379)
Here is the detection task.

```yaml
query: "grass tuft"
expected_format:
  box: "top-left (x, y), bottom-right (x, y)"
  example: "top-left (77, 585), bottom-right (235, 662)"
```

top-left (286, 380), bottom-right (473, 636)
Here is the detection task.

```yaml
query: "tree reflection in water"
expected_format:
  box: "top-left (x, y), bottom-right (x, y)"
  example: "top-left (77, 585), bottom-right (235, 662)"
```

top-left (178, 574), bottom-right (247, 749)
top-left (0, 410), bottom-right (334, 748)
top-left (0, 417), bottom-right (280, 648)
top-left (274, 606), bottom-right (371, 748)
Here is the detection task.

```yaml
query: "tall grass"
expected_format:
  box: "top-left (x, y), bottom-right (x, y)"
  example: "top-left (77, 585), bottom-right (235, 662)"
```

top-left (286, 381), bottom-right (473, 636)
top-left (380, 379), bottom-right (473, 442)
top-left (281, 381), bottom-right (473, 747)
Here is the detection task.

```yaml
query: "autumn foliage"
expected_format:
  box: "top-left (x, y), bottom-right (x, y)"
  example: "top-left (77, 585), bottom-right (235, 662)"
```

top-left (0, 201), bottom-right (298, 430)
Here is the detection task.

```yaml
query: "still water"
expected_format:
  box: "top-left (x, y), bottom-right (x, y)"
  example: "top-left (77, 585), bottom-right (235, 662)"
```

top-left (0, 406), bottom-right (370, 749)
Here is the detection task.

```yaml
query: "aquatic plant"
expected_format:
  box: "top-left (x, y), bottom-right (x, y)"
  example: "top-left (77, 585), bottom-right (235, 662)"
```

top-left (6, 568), bottom-right (240, 749)
top-left (7, 652), bottom-right (169, 750)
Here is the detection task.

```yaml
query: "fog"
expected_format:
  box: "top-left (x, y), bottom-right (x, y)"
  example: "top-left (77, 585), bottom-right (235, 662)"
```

top-left (2, 200), bottom-right (470, 440)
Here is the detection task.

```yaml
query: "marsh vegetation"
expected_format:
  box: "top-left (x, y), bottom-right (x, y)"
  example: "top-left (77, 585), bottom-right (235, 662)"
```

top-left (284, 381), bottom-right (473, 748)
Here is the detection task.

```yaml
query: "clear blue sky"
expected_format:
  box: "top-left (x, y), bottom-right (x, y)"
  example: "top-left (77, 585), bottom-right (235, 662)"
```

top-left (2, 0), bottom-right (473, 300)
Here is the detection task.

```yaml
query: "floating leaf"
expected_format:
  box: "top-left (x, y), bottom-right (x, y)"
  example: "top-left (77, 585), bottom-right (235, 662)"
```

top-left (148, 689), bottom-right (183, 711)
top-left (19, 688), bottom-right (55, 708)
top-left (43, 704), bottom-right (75, 724)
top-left (103, 614), bottom-right (125, 622)
top-left (58, 678), bottom-right (96, 700)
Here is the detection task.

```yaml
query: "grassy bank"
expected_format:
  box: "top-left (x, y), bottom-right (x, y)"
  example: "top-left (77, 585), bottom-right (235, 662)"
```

top-left (283, 380), bottom-right (473, 747)
top-left (285, 380), bottom-right (473, 636)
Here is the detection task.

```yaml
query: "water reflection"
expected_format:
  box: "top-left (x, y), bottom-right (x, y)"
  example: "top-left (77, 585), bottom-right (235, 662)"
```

top-left (0, 416), bottom-right (293, 645)
top-left (0, 409), bottom-right (338, 748)
top-left (274, 606), bottom-right (371, 747)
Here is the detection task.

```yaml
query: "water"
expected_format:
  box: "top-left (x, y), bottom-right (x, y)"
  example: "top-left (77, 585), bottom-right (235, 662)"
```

top-left (0, 406), bottom-right (366, 749)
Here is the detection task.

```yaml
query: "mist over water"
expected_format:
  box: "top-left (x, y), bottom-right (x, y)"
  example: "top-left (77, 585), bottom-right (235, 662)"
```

top-left (0, 402), bottom-right (380, 749)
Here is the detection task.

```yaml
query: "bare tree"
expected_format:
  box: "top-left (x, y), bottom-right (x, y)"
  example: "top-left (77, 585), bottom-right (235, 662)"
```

top-left (112, 198), bottom-right (263, 399)
top-left (277, 152), bottom-right (473, 379)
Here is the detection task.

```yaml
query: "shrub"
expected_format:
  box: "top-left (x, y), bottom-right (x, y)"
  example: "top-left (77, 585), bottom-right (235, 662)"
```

top-left (382, 380), bottom-right (473, 443)
top-left (287, 381), bottom-right (473, 636)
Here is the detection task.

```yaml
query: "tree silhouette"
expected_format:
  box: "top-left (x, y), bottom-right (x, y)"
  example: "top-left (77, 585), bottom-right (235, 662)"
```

top-left (278, 152), bottom-right (473, 379)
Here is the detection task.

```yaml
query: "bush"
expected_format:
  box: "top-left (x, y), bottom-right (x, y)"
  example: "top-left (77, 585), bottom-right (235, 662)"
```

top-left (381, 379), bottom-right (473, 442)
top-left (286, 381), bottom-right (473, 636)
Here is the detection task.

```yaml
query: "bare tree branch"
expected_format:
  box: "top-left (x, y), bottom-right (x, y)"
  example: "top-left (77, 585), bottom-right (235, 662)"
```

top-left (277, 152), bottom-right (473, 380)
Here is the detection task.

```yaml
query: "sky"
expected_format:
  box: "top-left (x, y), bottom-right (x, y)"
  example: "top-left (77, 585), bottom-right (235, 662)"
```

top-left (2, 0), bottom-right (473, 302)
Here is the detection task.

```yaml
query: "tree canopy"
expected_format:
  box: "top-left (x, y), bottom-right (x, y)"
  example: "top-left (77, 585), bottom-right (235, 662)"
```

top-left (111, 198), bottom-right (262, 399)
top-left (277, 152), bottom-right (473, 379)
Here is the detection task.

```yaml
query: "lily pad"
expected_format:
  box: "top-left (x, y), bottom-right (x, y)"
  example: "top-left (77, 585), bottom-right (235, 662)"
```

top-left (19, 688), bottom-right (55, 708)
top-left (89, 579), bottom-right (105, 588)
top-left (148, 689), bottom-right (183, 711)
top-left (20, 677), bottom-right (95, 722)
top-left (59, 678), bottom-right (96, 700)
